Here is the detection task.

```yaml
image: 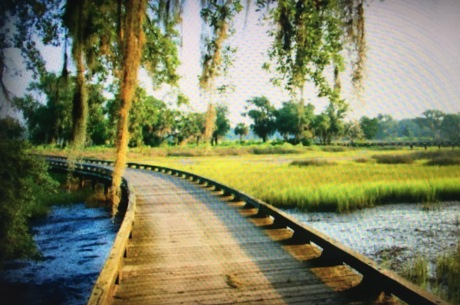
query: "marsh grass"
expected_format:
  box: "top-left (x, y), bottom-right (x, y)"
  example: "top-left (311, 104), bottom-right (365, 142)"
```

top-left (34, 145), bottom-right (460, 213)
top-left (401, 245), bottom-right (460, 305)
top-left (401, 256), bottom-right (429, 289)
top-left (435, 245), bottom-right (460, 304)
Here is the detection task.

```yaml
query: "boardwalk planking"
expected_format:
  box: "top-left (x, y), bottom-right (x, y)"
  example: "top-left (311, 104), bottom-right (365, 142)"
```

top-left (112, 168), bottom-right (374, 305)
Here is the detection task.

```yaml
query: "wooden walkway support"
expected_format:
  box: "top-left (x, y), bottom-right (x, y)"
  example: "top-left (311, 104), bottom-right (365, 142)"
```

top-left (44, 157), bottom-right (450, 305)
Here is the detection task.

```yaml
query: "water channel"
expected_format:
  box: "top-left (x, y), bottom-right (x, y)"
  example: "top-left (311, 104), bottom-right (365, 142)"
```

top-left (0, 203), bottom-right (119, 305)
top-left (284, 202), bottom-right (460, 272)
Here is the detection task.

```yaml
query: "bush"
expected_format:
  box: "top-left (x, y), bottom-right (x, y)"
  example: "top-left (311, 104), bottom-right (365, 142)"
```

top-left (372, 154), bottom-right (415, 164)
top-left (290, 159), bottom-right (337, 167)
top-left (320, 146), bottom-right (349, 152)
top-left (354, 157), bottom-right (373, 163)
top-left (0, 139), bottom-right (58, 264)
top-left (425, 157), bottom-right (460, 166)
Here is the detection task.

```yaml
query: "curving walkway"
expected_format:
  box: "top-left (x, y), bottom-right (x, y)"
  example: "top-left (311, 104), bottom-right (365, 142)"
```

top-left (112, 168), bottom-right (367, 305)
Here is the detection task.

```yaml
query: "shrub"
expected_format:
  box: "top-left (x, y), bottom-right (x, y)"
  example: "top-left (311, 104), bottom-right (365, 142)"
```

top-left (354, 157), bottom-right (373, 163)
top-left (320, 146), bottom-right (349, 152)
top-left (0, 139), bottom-right (58, 264)
top-left (290, 159), bottom-right (337, 167)
top-left (425, 157), bottom-right (460, 166)
top-left (372, 154), bottom-right (415, 164)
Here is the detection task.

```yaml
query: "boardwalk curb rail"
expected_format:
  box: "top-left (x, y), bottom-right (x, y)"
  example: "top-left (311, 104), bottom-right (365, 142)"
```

top-left (41, 155), bottom-right (450, 305)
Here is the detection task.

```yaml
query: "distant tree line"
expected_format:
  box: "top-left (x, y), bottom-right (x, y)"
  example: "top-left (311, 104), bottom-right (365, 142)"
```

top-left (240, 97), bottom-right (460, 144)
top-left (359, 110), bottom-right (460, 142)
top-left (14, 77), bottom-right (459, 147)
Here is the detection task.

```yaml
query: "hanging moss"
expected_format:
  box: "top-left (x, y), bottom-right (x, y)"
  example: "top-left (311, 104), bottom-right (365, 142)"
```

top-left (111, 0), bottom-right (147, 215)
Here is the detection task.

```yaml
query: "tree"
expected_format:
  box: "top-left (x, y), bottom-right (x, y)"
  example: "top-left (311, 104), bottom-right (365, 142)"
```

top-left (440, 113), bottom-right (460, 142)
top-left (275, 100), bottom-right (315, 143)
top-left (345, 120), bottom-right (364, 144)
top-left (212, 105), bottom-right (230, 145)
top-left (322, 99), bottom-right (348, 144)
top-left (244, 96), bottom-right (276, 142)
top-left (314, 113), bottom-right (331, 144)
top-left (173, 111), bottom-right (206, 145)
top-left (234, 122), bottom-right (249, 143)
top-left (415, 109), bottom-right (446, 140)
top-left (359, 116), bottom-right (379, 140)
top-left (376, 114), bottom-right (398, 140)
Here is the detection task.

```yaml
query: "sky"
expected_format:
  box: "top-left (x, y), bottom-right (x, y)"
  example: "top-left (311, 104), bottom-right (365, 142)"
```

top-left (2, 0), bottom-right (460, 125)
top-left (165, 0), bottom-right (460, 124)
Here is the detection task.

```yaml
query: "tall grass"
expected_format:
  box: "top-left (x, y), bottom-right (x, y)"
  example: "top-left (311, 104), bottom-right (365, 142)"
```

top-left (34, 145), bottom-right (460, 213)
top-left (146, 149), bottom-right (460, 212)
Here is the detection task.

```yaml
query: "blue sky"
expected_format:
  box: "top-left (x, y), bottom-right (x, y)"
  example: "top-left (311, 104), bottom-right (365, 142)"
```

top-left (2, 0), bottom-right (459, 124)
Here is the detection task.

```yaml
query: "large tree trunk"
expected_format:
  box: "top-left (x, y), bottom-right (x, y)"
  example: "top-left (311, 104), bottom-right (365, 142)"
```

top-left (111, 0), bottom-right (146, 216)
top-left (70, 44), bottom-right (88, 149)
top-left (203, 103), bottom-right (216, 143)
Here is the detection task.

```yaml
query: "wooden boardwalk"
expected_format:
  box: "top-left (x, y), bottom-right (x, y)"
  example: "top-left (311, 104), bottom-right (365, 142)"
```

top-left (112, 168), bottom-right (367, 305)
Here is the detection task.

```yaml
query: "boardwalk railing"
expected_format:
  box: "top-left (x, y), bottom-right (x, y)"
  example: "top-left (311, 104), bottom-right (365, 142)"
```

top-left (43, 156), bottom-right (449, 305)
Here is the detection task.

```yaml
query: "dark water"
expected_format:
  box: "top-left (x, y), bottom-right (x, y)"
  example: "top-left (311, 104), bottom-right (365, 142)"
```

top-left (284, 202), bottom-right (460, 272)
top-left (0, 203), bottom-right (120, 305)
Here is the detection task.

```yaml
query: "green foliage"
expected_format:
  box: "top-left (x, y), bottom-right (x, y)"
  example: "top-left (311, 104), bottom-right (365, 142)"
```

top-left (0, 137), bottom-right (58, 263)
top-left (265, 0), bottom-right (345, 100)
top-left (244, 96), bottom-right (277, 142)
top-left (0, 116), bottom-right (24, 139)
